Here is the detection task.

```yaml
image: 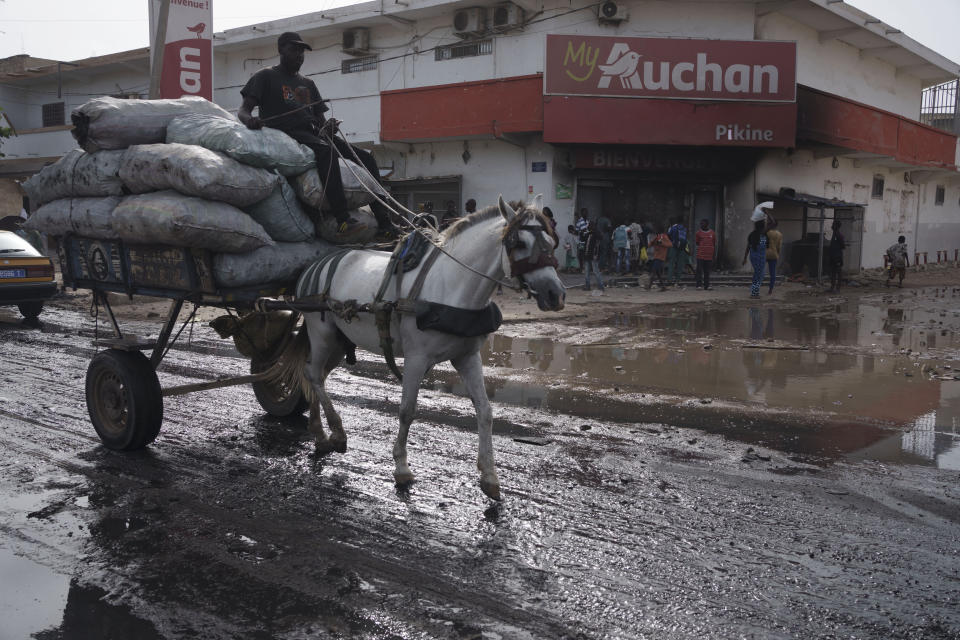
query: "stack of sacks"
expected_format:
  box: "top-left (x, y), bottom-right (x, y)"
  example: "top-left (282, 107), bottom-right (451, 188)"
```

top-left (23, 97), bottom-right (386, 288)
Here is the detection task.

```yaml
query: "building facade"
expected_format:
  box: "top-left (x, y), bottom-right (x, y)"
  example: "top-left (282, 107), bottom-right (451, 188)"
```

top-left (1, 0), bottom-right (958, 271)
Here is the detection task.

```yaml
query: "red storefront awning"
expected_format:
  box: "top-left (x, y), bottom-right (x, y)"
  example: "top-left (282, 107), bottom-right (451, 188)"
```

top-left (380, 74), bottom-right (543, 142)
top-left (797, 85), bottom-right (957, 170)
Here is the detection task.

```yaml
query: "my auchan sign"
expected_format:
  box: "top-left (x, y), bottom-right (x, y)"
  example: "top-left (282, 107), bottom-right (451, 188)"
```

top-left (545, 35), bottom-right (796, 103)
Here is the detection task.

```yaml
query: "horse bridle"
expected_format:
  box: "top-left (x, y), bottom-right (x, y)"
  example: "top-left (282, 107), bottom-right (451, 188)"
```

top-left (503, 214), bottom-right (560, 286)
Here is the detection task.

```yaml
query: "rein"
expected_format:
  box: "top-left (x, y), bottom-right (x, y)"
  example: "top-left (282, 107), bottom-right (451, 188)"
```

top-left (325, 128), bottom-right (554, 295)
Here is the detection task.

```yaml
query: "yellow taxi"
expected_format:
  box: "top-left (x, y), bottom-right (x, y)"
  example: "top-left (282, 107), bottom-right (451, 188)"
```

top-left (0, 230), bottom-right (57, 320)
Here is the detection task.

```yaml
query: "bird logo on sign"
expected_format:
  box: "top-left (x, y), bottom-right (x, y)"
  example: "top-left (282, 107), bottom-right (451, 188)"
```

top-left (598, 50), bottom-right (641, 88)
top-left (187, 22), bottom-right (206, 38)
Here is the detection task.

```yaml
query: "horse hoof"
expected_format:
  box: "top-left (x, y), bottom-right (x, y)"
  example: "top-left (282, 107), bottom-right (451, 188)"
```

top-left (330, 439), bottom-right (347, 454)
top-left (394, 471), bottom-right (415, 487)
top-left (314, 439), bottom-right (340, 456)
top-left (480, 480), bottom-right (501, 501)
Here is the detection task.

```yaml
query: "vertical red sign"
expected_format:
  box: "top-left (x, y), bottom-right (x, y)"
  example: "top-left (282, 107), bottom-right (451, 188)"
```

top-left (150, 0), bottom-right (214, 100)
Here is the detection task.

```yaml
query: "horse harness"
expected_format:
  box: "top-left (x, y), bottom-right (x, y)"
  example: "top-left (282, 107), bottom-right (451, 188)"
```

top-left (297, 215), bottom-right (556, 381)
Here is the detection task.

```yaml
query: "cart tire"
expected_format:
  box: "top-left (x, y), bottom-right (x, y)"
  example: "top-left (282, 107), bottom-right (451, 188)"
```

top-left (18, 301), bottom-right (43, 320)
top-left (86, 349), bottom-right (163, 450)
top-left (250, 356), bottom-right (308, 417)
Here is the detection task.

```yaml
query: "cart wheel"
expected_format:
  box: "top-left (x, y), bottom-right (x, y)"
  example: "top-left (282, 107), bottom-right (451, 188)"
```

top-left (86, 349), bottom-right (163, 450)
top-left (18, 301), bottom-right (43, 320)
top-left (250, 356), bottom-right (308, 417)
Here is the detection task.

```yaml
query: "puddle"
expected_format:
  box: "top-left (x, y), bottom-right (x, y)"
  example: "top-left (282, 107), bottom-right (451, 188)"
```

top-left (468, 294), bottom-right (960, 470)
top-left (616, 288), bottom-right (960, 355)
top-left (0, 547), bottom-right (71, 638)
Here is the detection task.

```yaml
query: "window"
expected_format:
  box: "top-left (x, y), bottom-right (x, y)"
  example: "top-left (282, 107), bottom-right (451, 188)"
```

top-left (341, 56), bottom-right (378, 74)
top-left (435, 39), bottom-right (493, 61)
top-left (41, 102), bottom-right (65, 127)
top-left (871, 175), bottom-right (885, 199)
top-left (935, 185), bottom-right (945, 206)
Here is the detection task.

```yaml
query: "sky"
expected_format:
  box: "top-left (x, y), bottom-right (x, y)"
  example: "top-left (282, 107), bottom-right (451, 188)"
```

top-left (0, 0), bottom-right (958, 66)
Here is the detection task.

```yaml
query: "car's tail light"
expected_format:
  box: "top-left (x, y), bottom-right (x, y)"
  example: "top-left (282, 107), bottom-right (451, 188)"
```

top-left (27, 264), bottom-right (54, 279)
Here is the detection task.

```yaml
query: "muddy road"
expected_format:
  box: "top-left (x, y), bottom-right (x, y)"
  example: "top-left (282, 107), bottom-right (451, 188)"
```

top-left (1, 283), bottom-right (959, 639)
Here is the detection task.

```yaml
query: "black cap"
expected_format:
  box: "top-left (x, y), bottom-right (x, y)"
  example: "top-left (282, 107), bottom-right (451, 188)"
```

top-left (278, 32), bottom-right (312, 50)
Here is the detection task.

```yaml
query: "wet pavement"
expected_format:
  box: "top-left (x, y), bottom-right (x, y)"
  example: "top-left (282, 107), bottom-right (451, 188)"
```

top-left (1, 287), bottom-right (959, 639)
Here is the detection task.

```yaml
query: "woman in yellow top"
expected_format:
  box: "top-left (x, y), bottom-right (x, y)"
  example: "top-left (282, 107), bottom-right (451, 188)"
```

top-left (765, 218), bottom-right (783, 295)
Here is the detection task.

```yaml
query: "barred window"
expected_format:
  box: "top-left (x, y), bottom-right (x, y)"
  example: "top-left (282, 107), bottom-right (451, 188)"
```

top-left (341, 56), bottom-right (378, 74)
top-left (871, 175), bottom-right (885, 199)
top-left (935, 185), bottom-right (945, 206)
top-left (435, 39), bottom-right (493, 61)
top-left (41, 102), bottom-right (64, 127)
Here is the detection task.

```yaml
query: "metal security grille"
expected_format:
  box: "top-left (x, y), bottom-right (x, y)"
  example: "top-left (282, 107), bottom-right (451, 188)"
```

top-left (41, 102), bottom-right (64, 127)
top-left (920, 79), bottom-right (959, 134)
top-left (341, 56), bottom-right (378, 74)
top-left (434, 39), bottom-right (493, 61)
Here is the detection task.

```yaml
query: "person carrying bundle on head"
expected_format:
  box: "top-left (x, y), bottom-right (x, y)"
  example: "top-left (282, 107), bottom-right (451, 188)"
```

top-left (238, 31), bottom-right (397, 242)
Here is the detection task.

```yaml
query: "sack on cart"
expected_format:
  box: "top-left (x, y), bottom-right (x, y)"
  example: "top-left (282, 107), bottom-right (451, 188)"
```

top-left (212, 238), bottom-right (338, 287)
top-left (291, 159), bottom-right (387, 211)
top-left (21, 149), bottom-right (126, 207)
top-left (241, 176), bottom-right (315, 242)
top-left (112, 191), bottom-right (273, 253)
top-left (23, 196), bottom-right (121, 238)
top-left (119, 143), bottom-right (281, 208)
top-left (166, 113), bottom-right (315, 177)
top-left (71, 96), bottom-right (233, 152)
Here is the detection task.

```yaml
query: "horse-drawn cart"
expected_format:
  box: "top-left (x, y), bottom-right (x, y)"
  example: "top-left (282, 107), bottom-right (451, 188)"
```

top-left (58, 234), bottom-right (307, 451)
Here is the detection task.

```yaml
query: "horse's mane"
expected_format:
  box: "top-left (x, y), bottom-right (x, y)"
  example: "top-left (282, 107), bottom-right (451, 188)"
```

top-left (441, 201), bottom-right (555, 246)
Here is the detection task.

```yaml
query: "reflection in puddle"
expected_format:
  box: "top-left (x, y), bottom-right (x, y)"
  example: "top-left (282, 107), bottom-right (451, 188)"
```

top-left (473, 295), bottom-right (960, 470)
top-left (0, 547), bottom-right (70, 639)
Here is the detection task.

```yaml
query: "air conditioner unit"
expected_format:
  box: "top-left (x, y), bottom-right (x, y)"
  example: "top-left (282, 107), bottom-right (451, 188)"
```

top-left (597, 0), bottom-right (628, 23)
top-left (453, 7), bottom-right (487, 38)
top-left (342, 28), bottom-right (370, 55)
top-left (492, 3), bottom-right (524, 31)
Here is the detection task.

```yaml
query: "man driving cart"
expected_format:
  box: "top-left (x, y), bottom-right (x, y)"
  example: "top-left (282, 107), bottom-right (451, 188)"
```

top-left (238, 31), bottom-right (397, 242)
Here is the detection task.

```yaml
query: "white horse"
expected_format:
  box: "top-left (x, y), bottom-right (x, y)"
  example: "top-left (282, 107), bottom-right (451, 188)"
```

top-left (282, 195), bottom-right (565, 500)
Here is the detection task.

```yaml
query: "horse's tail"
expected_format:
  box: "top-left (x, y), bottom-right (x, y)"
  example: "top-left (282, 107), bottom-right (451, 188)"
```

top-left (262, 325), bottom-right (314, 404)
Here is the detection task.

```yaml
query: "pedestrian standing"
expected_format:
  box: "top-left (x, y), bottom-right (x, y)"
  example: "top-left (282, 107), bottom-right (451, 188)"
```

top-left (742, 220), bottom-right (768, 298)
top-left (827, 220), bottom-right (846, 292)
top-left (563, 224), bottom-right (580, 273)
top-left (646, 224), bottom-right (672, 291)
top-left (628, 220), bottom-right (644, 273)
top-left (597, 212), bottom-right (613, 272)
top-left (613, 223), bottom-right (629, 274)
top-left (575, 208), bottom-right (589, 273)
top-left (885, 235), bottom-right (909, 287)
top-left (583, 221), bottom-right (605, 292)
top-left (765, 218), bottom-right (782, 295)
top-left (694, 218), bottom-right (716, 290)
top-left (666, 217), bottom-right (688, 285)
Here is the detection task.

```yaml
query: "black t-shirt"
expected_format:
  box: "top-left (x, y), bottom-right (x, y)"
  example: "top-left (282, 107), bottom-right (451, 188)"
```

top-left (241, 65), bottom-right (327, 133)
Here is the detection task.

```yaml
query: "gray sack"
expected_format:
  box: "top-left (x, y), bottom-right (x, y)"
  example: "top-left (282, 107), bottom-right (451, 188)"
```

top-left (71, 96), bottom-right (234, 152)
top-left (166, 114), bottom-right (316, 177)
top-left (23, 196), bottom-right (121, 239)
top-left (316, 206), bottom-right (378, 244)
top-left (119, 144), bottom-right (280, 207)
top-left (212, 239), bottom-right (338, 288)
top-left (241, 177), bottom-right (315, 242)
top-left (292, 159), bottom-right (387, 211)
top-left (111, 191), bottom-right (273, 253)
top-left (21, 150), bottom-right (126, 208)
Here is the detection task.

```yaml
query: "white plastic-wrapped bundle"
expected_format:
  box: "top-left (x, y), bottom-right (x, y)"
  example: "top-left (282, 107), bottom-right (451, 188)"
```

top-left (166, 114), bottom-right (315, 176)
top-left (119, 144), bottom-right (280, 208)
top-left (292, 159), bottom-right (386, 211)
top-left (111, 191), bottom-right (273, 253)
top-left (212, 239), bottom-right (338, 288)
top-left (21, 150), bottom-right (126, 207)
top-left (315, 206), bottom-right (378, 244)
top-left (71, 96), bottom-right (233, 152)
top-left (241, 178), bottom-right (315, 242)
top-left (23, 196), bottom-right (121, 239)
